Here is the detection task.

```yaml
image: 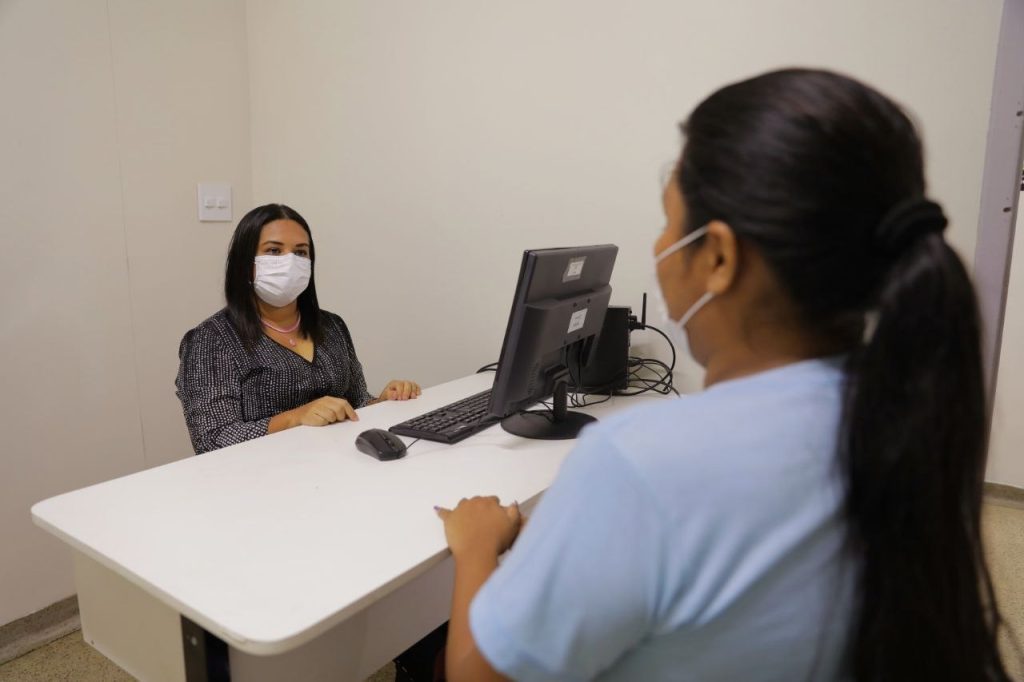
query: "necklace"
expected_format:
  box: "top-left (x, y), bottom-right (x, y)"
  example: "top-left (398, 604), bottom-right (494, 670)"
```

top-left (261, 314), bottom-right (301, 347)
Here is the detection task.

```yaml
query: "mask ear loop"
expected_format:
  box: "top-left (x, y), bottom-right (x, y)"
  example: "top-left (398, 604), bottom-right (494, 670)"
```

top-left (678, 291), bottom-right (714, 329)
top-left (655, 225), bottom-right (709, 265)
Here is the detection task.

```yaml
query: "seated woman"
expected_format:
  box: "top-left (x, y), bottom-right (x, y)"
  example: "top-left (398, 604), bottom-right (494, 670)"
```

top-left (436, 70), bottom-right (1015, 680)
top-left (176, 203), bottom-right (420, 454)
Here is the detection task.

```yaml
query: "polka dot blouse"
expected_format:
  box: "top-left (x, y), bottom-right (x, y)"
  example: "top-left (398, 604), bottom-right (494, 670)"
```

top-left (175, 309), bottom-right (372, 454)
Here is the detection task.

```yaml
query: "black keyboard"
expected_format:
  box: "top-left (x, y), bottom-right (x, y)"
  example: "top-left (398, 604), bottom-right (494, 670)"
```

top-left (389, 389), bottom-right (499, 444)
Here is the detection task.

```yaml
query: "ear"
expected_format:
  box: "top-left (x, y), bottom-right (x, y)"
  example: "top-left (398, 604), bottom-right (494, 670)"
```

top-left (702, 220), bottom-right (740, 295)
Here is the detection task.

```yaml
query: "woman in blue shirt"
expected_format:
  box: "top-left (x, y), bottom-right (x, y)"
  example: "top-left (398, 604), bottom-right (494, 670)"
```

top-left (436, 69), bottom-right (1014, 680)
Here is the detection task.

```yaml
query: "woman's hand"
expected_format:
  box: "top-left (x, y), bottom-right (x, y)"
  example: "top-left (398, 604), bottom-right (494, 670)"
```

top-left (435, 496), bottom-right (522, 558)
top-left (291, 397), bottom-right (358, 426)
top-left (268, 397), bottom-right (358, 434)
top-left (379, 379), bottom-right (421, 402)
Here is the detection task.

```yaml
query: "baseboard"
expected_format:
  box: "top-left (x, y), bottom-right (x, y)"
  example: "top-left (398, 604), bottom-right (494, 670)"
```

top-left (0, 595), bottom-right (80, 665)
top-left (985, 482), bottom-right (1024, 510)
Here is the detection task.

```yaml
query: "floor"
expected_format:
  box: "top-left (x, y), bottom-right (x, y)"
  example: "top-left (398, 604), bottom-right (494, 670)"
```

top-left (0, 633), bottom-right (395, 682)
top-left (985, 499), bottom-right (1024, 680)
top-left (2, 500), bottom-right (1021, 681)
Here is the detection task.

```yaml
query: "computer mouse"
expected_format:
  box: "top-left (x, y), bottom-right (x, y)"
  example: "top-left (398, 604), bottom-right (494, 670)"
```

top-left (355, 428), bottom-right (408, 461)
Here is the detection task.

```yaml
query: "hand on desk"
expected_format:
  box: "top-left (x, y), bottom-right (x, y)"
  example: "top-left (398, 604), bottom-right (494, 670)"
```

top-left (435, 497), bottom-right (522, 558)
top-left (379, 379), bottom-right (422, 402)
top-left (286, 397), bottom-right (359, 427)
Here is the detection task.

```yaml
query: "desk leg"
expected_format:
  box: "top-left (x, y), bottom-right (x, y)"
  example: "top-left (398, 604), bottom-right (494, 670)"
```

top-left (74, 551), bottom-right (186, 682)
top-left (74, 549), bottom-right (455, 682)
top-left (182, 617), bottom-right (231, 682)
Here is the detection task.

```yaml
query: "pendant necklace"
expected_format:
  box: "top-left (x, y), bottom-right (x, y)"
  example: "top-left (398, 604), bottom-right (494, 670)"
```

top-left (261, 314), bottom-right (301, 347)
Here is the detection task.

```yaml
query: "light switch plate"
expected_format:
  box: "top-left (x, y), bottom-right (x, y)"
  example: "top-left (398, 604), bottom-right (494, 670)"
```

top-left (197, 183), bottom-right (232, 222)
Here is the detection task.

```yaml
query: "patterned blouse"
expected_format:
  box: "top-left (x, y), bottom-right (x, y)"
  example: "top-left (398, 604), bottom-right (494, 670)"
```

top-left (175, 309), bottom-right (372, 454)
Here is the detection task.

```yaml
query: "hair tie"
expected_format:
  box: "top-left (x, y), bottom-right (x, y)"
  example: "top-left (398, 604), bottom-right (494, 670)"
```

top-left (874, 197), bottom-right (947, 258)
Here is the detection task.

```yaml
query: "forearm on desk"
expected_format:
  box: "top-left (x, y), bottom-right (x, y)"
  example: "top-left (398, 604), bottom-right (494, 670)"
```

top-left (267, 409), bottom-right (297, 434)
top-left (446, 549), bottom-right (509, 682)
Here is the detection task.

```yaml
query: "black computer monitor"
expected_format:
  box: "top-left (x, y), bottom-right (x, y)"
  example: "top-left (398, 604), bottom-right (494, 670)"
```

top-left (487, 244), bottom-right (618, 440)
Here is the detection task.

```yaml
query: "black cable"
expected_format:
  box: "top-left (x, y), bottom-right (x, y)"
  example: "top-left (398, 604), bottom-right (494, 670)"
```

top-left (642, 324), bottom-right (677, 373)
top-left (631, 359), bottom-right (675, 393)
top-left (573, 389), bottom-right (614, 408)
top-left (614, 323), bottom-right (681, 396)
top-left (612, 352), bottom-right (678, 397)
top-left (634, 358), bottom-right (679, 396)
top-left (476, 361), bottom-right (498, 373)
top-left (564, 344), bottom-right (613, 407)
top-left (566, 346), bottom-right (586, 408)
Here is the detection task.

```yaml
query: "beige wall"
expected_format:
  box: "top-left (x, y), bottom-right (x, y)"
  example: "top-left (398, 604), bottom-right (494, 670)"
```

top-left (989, 191), bottom-right (1024, 488)
top-left (245, 0), bottom-right (1004, 395)
top-left (0, 1), bottom-right (251, 625)
top-left (107, 1), bottom-right (253, 469)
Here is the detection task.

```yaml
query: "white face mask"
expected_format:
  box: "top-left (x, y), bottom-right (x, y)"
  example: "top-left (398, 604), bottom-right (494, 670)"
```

top-left (652, 225), bottom-right (714, 359)
top-left (253, 253), bottom-right (312, 307)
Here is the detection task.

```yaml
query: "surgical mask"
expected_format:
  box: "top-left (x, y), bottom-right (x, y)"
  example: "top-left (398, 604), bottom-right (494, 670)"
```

top-left (253, 253), bottom-right (311, 307)
top-left (652, 225), bottom-right (714, 357)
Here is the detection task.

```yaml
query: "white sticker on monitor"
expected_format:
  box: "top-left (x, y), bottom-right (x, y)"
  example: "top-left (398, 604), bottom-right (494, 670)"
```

top-left (568, 308), bottom-right (588, 333)
top-left (563, 256), bottom-right (586, 282)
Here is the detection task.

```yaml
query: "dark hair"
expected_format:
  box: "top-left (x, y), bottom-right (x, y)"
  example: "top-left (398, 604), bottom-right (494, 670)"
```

top-left (224, 203), bottom-right (323, 347)
top-left (678, 69), bottom-right (1013, 680)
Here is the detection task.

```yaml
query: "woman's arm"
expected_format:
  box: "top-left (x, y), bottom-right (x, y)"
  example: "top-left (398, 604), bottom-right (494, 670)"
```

top-left (447, 550), bottom-right (507, 682)
top-left (435, 439), bottom-right (661, 680)
top-left (332, 316), bottom-right (375, 408)
top-left (176, 327), bottom-right (271, 453)
top-left (435, 498), bottom-right (519, 682)
top-left (267, 397), bottom-right (358, 433)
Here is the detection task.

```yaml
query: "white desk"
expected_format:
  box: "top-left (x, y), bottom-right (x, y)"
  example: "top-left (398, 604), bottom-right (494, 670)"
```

top-left (32, 373), bottom-right (667, 681)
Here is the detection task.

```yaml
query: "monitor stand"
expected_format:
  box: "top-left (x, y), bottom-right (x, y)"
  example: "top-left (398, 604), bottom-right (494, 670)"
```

top-left (500, 378), bottom-right (597, 440)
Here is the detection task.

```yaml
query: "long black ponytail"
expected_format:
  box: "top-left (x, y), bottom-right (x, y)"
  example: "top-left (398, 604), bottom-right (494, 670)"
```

top-left (845, 219), bottom-right (1003, 680)
top-left (677, 68), bottom-right (1012, 681)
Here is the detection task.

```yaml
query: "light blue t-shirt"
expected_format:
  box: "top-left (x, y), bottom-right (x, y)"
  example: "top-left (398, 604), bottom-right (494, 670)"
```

top-left (470, 357), bottom-right (855, 681)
